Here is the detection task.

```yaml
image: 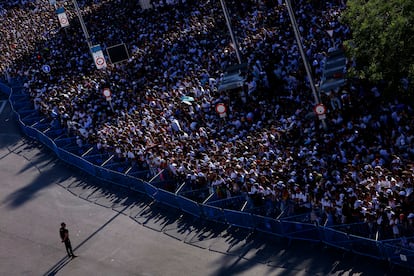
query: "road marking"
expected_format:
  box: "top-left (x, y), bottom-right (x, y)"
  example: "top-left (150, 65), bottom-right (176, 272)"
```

top-left (0, 100), bottom-right (6, 114)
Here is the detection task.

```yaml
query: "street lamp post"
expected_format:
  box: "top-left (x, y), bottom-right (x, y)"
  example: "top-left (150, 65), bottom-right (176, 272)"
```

top-left (72, 0), bottom-right (92, 49)
top-left (219, 0), bottom-right (242, 64)
top-left (284, 0), bottom-right (327, 129)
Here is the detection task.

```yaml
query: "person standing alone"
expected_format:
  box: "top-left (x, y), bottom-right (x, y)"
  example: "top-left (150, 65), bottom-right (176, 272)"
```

top-left (59, 222), bottom-right (76, 258)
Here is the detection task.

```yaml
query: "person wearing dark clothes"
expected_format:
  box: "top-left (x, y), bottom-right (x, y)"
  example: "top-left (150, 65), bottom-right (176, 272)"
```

top-left (59, 222), bottom-right (76, 258)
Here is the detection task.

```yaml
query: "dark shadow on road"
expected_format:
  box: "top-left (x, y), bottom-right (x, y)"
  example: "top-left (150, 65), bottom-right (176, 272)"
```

top-left (42, 256), bottom-right (72, 276)
top-left (2, 159), bottom-right (72, 208)
top-left (0, 101), bottom-right (25, 150)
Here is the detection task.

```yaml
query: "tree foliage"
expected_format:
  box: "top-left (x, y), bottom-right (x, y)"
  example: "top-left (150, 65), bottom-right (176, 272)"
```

top-left (341, 0), bottom-right (414, 95)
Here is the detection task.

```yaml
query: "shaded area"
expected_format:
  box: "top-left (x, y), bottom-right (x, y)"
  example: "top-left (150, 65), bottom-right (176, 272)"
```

top-left (0, 100), bottom-right (24, 152)
top-left (1, 143), bottom-right (70, 208)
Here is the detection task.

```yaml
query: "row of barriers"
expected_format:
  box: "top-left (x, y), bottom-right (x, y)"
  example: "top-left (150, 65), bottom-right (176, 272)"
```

top-left (1, 81), bottom-right (413, 270)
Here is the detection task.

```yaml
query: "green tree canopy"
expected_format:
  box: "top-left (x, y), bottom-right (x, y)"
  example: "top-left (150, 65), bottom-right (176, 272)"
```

top-left (341, 0), bottom-right (414, 95)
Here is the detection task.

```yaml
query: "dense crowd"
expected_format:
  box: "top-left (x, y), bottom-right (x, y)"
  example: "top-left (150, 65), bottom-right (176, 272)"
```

top-left (1, 0), bottom-right (413, 240)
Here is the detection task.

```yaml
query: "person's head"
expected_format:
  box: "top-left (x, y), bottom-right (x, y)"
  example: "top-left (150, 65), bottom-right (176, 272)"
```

top-left (61, 222), bottom-right (66, 228)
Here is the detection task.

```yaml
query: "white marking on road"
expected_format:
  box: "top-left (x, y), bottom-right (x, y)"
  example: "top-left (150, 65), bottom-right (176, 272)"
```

top-left (0, 100), bottom-right (6, 114)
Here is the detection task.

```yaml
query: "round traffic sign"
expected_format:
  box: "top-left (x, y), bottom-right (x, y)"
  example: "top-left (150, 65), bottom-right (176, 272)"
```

top-left (96, 57), bottom-right (105, 66)
top-left (102, 88), bottom-right (111, 98)
top-left (215, 103), bottom-right (226, 114)
top-left (42, 64), bottom-right (51, 73)
top-left (314, 104), bottom-right (326, 115)
top-left (59, 17), bottom-right (68, 25)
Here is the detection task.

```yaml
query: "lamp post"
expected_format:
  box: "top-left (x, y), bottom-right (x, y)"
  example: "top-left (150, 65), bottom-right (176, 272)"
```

top-left (72, 0), bottom-right (92, 49)
top-left (219, 0), bottom-right (242, 64)
top-left (284, 0), bottom-right (327, 129)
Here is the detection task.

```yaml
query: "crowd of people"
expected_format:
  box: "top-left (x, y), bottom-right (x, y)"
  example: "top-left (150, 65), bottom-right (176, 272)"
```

top-left (1, 0), bottom-right (414, 241)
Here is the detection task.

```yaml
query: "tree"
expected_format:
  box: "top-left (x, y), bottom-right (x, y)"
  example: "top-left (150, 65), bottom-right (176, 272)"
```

top-left (341, 0), bottom-right (414, 96)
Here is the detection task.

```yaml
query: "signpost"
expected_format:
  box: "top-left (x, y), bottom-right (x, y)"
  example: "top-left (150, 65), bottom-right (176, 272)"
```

top-left (103, 88), bottom-right (114, 112)
top-left (103, 88), bottom-right (111, 101)
top-left (314, 103), bottom-right (327, 120)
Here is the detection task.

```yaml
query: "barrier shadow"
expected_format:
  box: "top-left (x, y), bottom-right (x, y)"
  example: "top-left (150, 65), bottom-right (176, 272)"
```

top-left (182, 220), bottom-right (228, 249)
top-left (239, 234), bottom-right (287, 265)
top-left (62, 170), bottom-right (153, 214)
top-left (0, 133), bottom-right (22, 153)
top-left (16, 146), bottom-right (58, 175)
top-left (209, 226), bottom-right (253, 256)
top-left (138, 202), bottom-right (183, 232)
top-left (162, 213), bottom-right (201, 241)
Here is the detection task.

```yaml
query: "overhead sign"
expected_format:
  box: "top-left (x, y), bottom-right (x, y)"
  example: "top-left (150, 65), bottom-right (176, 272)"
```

top-left (218, 63), bottom-right (248, 92)
top-left (91, 45), bottom-right (107, 70)
top-left (106, 43), bottom-right (129, 64)
top-left (56, 7), bottom-right (69, 28)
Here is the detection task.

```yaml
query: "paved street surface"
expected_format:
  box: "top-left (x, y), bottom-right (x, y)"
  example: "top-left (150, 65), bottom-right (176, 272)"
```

top-left (0, 92), bottom-right (408, 275)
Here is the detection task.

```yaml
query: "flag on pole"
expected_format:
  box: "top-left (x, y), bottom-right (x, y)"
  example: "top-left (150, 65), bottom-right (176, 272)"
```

top-left (91, 45), bottom-right (108, 70)
top-left (56, 7), bottom-right (69, 28)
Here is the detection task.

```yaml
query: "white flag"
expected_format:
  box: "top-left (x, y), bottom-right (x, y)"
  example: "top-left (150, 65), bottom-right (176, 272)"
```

top-left (56, 7), bottom-right (69, 28)
top-left (91, 45), bottom-right (107, 70)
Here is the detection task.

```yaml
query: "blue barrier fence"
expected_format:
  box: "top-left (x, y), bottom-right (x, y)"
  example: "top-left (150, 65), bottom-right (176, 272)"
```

top-left (1, 81), bottom-right (413, 270)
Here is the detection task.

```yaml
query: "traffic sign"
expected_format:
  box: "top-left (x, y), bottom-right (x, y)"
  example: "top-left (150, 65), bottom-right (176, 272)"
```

top-left (314, 104), bottom-right (326, 115)
top-left (91, 45), bottom-right (107, 70)
top-left (215, 103), bottom-right (227, 118)
top-left (42, 64), bottom-right (51, 73)
top-left (59, 17), bottom-right (68, 25)
top-left (314, 104), bottom-right (327, 120)
top-left (103, 88), bottom-right (111, 101)
top-left (96, 57), bottom-right (105, 66)
top-left (56, 7), bottom-right (69, 28)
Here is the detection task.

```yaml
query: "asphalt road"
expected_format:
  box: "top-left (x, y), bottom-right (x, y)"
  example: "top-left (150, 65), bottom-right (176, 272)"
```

top-left (0, 91), bottom-right (408, 276)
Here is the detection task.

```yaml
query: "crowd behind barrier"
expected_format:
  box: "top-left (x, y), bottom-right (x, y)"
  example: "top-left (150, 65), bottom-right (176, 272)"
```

top-left (1, 0), bottom-right (414, 270)
top-left (1, 81), bottom-right (414, 270)
top-left (2, 1), bottom-right (414, 232)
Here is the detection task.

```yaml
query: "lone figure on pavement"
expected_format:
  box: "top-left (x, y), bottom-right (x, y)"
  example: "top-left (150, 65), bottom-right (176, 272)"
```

top-left (59, 222), bottom-right (76, 258)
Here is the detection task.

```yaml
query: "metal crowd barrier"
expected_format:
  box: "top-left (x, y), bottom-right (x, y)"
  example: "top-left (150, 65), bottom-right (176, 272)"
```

top-left (1, 81), bottom-right (413, 270)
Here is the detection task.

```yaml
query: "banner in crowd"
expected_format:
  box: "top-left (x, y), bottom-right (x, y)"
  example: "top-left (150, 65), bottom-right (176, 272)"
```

top-left (90, 45), bottom-right (108, 70)
top-left (56, 7), bottom-right (69, 28)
